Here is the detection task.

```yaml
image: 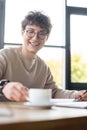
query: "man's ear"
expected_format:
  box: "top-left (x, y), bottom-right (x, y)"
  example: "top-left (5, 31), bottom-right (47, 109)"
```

top-left (45, 34), bottom-right (49, 41)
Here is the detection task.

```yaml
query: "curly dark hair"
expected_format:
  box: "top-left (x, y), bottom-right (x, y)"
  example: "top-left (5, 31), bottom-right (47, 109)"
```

top-left (21, 11), bottom-right (52, 34)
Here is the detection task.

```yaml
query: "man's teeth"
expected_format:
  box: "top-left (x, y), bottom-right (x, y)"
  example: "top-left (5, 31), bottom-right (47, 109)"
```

top-left (29, 42), bottom-right (39, 46)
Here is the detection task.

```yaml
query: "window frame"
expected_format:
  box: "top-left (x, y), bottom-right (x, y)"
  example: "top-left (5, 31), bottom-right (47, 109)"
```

top-left (66, 6), bottom-right (87, 90)
top-left (0, 0), bottom-right (5, 49)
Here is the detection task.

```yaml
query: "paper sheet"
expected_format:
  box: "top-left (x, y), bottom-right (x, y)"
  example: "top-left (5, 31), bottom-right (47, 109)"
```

top-left (51, 99), bottom-right (87, 109)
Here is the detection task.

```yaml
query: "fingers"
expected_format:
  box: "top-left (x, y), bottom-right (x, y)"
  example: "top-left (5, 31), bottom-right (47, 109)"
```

top-left (2, 82), bottom-right (29, 101)
top-left (81, 92), bottom-right (87, 101)
top-left (75, 90), bottom-right (87, 101)
top-left (9, 88), bottom-right (27, 101)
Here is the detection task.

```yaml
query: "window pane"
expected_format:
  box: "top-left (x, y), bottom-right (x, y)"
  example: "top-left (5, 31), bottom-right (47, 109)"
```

top-left (71, 15), bottom-right (87, 83)
top-left (67, 0), bottom-right (87, 7)
top-left (4, 0), bottom-right (65, 46)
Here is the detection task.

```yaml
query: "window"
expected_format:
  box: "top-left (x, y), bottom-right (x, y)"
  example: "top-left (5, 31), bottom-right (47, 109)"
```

top-left (3, 0), bottom-right (66, 88)
top-left (4, 0), bottom-right (65, 45)
top-left (66, 0), bottom-right (87, 90)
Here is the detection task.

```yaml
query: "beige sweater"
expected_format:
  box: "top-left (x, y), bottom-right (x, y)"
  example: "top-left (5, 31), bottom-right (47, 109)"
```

top-left (0, 47), bottom-right (76, 99)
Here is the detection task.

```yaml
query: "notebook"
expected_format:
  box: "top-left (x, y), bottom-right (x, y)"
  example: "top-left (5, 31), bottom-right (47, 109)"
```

top-left (51, 99), bottom-right (87, 109)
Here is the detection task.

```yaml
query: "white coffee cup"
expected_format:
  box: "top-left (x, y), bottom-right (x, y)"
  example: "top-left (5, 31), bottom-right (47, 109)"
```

top-left (29, 88), bottom-right (52, 105)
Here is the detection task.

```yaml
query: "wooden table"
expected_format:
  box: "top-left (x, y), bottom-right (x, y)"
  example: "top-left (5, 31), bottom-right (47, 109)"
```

top-left (0, 101), bottom-right (87, 130)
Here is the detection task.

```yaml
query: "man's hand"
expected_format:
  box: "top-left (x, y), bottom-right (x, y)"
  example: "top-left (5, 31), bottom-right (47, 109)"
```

top-left (2, 82), bottom-right (29, 101)
top-left (75, 90), bottom-right (87, 101)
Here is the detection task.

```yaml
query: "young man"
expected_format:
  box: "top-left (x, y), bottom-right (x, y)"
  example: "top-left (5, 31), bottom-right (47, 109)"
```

top-left (0, 11), bottom-right (87, 101)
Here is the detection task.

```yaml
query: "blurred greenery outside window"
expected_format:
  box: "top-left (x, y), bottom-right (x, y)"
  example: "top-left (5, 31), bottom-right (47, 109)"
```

top-left (67, 0), bottom-right (87, 86)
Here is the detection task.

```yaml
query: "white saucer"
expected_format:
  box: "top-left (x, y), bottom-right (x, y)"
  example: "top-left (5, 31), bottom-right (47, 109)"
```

top-left (24, 102), bottom-right (54, 109)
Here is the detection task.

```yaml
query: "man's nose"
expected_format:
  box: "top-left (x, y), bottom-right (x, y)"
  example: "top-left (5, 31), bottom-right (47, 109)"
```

top-left (32, 33), bottom-right (39, 40)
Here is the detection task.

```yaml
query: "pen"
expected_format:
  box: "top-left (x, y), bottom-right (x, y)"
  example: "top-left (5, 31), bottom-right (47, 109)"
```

top-left (75, 90), bottom-right (87, 102)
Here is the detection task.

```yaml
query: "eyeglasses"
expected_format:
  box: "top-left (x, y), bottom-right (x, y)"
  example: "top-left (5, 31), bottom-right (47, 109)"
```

top-left (25, 29), bottom-right (48, 40)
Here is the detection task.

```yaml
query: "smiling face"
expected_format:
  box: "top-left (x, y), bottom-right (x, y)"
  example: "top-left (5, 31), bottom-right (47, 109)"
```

top-left (21, 25), bottom-right (49, 57)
